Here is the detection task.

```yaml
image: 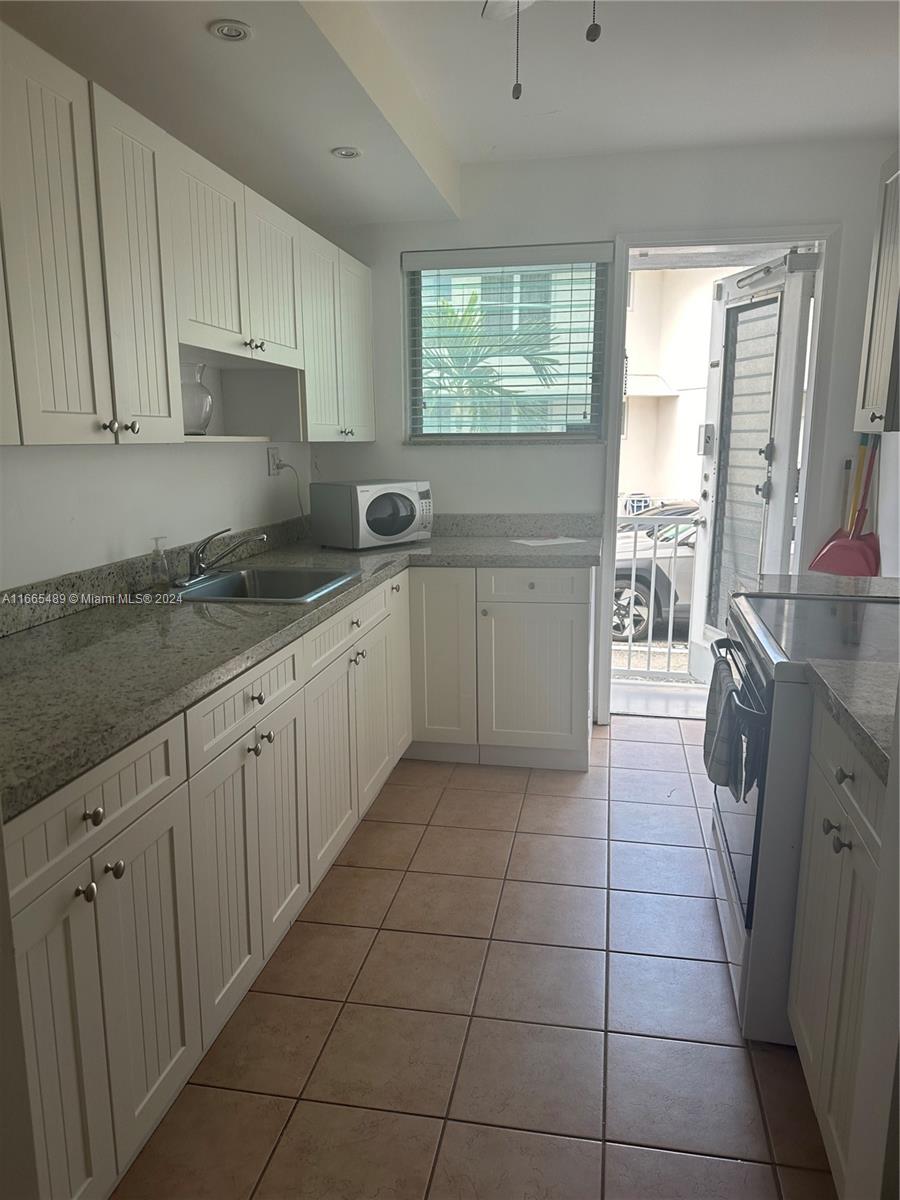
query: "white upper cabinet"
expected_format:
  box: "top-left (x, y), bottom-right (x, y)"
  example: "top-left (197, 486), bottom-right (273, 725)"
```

top-left (338, 251), bottom-right (376, 441)
top-left (0, 25), bottom-right (114, 443)
top-left (92, 87), bottom-right (183, 443)
top-left (170, 145), bottom-right (252, 359)
top-left (301, 227), bottom-right (343, 440)
top-left (855, 155), bottom-right (899, 432)
top-left (245, 189), bottom-right (304, 370)
top-left (0, 244), bottom-right (20, 444)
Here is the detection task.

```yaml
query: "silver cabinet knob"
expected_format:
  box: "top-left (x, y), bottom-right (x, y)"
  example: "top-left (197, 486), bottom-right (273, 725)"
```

top-left (359, 648), bottom-right (367, 659)
top-left (83, 805), bottom-right (105, 827)
top-left (391, 583), bottom-right (401, 593)
top-left (244, 339), bottom-right (258, 350)
top-left (250, 692), bottom-right (266, 706)
top-left (75, 881), bottom-right (98, 903)
top-left (349, 428), bottom-right (355, 436)
top-left (101, 419), bottom-right (119, 434)
top-left (528, 581), bottom-right (536, 590)
top-left (834, 766), bottom-right (854, 786)
top-left (481, 608), bottom-right (489, 616)
top-left (104, 859), bottom-right (126, 880)
top-left (350, 652), bottom-right (363, 666)
top-left (248, 742), bottom-right (262, 757)
top-left (832, 834), bottom-right (852, 855)
top-left (822, 817), bottom-right (841, 836)
top-left (870, 412), bottom-right (884, 423)
top-left (261, 730), bottom-right (275, 744)
top-left (120, 420), bottom-right (140, 434)
top-left (351, 617), bottom-right (361, 628)
top-left (256, 340), bottom-right (266, 352)
top-left (339, 428), bottom-right (348, 436)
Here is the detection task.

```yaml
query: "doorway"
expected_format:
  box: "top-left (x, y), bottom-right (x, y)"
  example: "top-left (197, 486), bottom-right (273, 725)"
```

top-left (605, 242), bottom-right (822, 718)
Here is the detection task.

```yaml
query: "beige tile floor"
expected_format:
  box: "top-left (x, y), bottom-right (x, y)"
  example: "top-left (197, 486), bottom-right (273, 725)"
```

top-left (113, 715), bottom-right (837, 1200)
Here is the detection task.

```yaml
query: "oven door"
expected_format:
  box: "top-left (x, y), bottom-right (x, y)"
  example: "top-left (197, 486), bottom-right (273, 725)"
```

top-left (358, 487), bottom-right (421, 544)
top-left (710, 637), bottom-right (770, 929)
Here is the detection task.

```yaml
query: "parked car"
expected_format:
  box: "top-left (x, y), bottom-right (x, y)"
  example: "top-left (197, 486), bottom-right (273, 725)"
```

top-left (614, 501), bottom-right (698, 641)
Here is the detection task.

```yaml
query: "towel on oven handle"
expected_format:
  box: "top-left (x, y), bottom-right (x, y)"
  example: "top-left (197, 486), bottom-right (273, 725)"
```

top-left (703, 656), bottom-right (739, 786)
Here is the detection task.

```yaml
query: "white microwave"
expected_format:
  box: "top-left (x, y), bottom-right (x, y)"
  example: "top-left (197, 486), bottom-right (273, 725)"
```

top-left (310, 481), bottom-right (433, 549)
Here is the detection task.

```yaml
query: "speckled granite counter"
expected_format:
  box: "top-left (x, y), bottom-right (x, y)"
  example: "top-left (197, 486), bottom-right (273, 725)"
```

top-left (0, 536), bottom-right (601, 821)
top-left (806, 658), bottom-right (898, 784)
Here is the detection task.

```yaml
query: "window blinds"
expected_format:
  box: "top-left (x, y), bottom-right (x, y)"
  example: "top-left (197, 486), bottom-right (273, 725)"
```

top-left (404, 248), bottom-right (610, 439)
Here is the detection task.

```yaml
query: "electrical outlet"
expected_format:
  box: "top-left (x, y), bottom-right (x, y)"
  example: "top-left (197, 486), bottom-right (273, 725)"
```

top-left (267, 446), bottom-right (281, 477)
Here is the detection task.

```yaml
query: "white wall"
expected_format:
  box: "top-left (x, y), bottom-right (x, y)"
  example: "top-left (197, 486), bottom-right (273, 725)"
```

top-left (0, 439), bottom-right (310, 588)
top-left (316, 136), bottom-right (892, 555)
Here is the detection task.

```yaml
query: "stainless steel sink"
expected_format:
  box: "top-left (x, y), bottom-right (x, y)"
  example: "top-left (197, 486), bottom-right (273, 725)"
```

top-left (173, 566), bottom-right (361, 604)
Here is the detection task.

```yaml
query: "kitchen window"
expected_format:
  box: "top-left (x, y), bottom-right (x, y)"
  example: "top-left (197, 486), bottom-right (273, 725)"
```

top-left (403, 243), bottom-right (613, 441)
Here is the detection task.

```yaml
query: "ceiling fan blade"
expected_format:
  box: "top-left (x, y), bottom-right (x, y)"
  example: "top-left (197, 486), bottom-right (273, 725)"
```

top-left (481, 0), bottom-right (536, 21)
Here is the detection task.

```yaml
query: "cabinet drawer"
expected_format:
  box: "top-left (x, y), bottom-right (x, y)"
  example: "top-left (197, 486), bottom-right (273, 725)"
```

top-left (303, 582), bottom-right (388, 679)
top-left (476, 567), bottom-right (592, 604)
top-left (5, 716), bottom-right (187, 915)
top-left (811, 702), bottom-right (886, 861)
top-left (186, 639), bottom-right (303, 772)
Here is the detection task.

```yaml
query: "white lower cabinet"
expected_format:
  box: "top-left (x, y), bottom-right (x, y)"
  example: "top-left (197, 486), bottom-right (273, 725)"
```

top-left (477, 601), bottom-right (591, 752)
top-left (256, 690), bottom-right (310, 958)
top-left (190, 740), bottom-right (263, 1046)
top-left (306, 652), bottom-right (358, 887)
top-left (13, 863), bottom-right (116, 1200)
top-left (354, 617), bottom-right (394, 816)
top-left (93, 784), bottom-right (201, 1169)
top-left (410, 567), bottom-right (477, 746)
top-left (388, 574), bottom-right (413, 762)
top-left (789, 725), bottom-right (882, 1195)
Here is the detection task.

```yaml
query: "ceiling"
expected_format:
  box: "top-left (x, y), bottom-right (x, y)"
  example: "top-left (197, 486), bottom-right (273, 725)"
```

top-left (369, 0), bottom-right (899, 162)
top-left (1, 1), bottom-right (896, 230)
top-left (0, 1), bottom-right (458, 230)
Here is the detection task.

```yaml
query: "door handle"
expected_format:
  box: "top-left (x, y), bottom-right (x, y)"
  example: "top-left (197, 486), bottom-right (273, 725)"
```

top-left (691, 516), bottom-right (707, 528)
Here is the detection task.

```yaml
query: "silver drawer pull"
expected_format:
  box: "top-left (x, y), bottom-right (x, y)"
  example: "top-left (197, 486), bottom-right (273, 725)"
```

top-left (832, 834), bottom-right (852, 855)
top-left (120, 420), bottom-right (140, 434)
top-left (351, 617), bottom-right (361, 628)
top-left (250, 692), bottom-right (266, 706)
top-left (104, 859), bottom-right (127, 880)
top-left (391, 583), bottom-right (401, 593)
top-left (834, 766), bottom-right (854, 786)
top-left (822, 818), bottom-right (841, 836)
top-left (261, 731), bottom-right (275, 744)
top-left (83, 805), bottom-right (105, 827)
top-left (248, 742), bottom-right (262, 757)
top-left (74, 881), bottom-right (98, 903)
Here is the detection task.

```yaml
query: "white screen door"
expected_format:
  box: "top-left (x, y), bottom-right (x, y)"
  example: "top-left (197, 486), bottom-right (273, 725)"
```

top-left (688, 253), bottom-right (818, 681)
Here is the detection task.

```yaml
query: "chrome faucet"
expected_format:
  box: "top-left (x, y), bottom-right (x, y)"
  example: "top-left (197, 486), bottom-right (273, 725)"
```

top-left (184, 528), bottom-right (268, 581)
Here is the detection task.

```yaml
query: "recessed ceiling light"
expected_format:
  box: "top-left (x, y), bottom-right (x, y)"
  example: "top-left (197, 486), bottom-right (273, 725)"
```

top-left (331, 146), bottom-right (361, 160)
top-left (209, 19), bottom-right (252, 42)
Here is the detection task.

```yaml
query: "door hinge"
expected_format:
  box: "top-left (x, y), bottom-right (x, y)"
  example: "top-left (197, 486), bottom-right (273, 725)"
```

top-left (757, 439), bottom-right (775, 463)
top-left (754, 479), bottom-right (773, 500)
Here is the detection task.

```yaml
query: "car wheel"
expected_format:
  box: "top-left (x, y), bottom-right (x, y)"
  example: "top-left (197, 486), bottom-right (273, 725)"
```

top-left (612, 581), bottom-right (654, 641)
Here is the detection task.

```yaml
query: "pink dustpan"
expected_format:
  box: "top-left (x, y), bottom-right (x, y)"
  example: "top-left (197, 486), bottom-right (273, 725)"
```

top-left (809, 439), bottom-right (881, 576)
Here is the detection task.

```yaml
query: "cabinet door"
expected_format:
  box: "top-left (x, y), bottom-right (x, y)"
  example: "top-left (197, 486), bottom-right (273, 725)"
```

top-left (0, 26), bottom-right (114, 443)
top-left (245, 189), bottom-right (304, 370)
top-left (388, 574), bottom-right (413, 763)
top-left (409, 567), bottom-right (477, 745)
top-left (338, 251), bottom-right (375, 441)
top-left (817, 812), bottom-right (879, 1187)
top-left (257, 690), bottom-right (309, 958)
top-left (170, 145), bottom-right (251, 358)
top-left (854, 156), bottom-right (899, 431)
top-left (300, 227), bottom-right (342, 440)
top-left (92, 87), bottom-right (183, 443)
top-left (13, 863), bottom-right (116, 1200)
top-left (0, 243), bottom-right (20, 444)
top-left (306, 652), bottom-right (357, 887)
top-left (477, 601), bottom-right (591, 752)
top-left (92, 784), bottom-right (201, 1168)
top-left (189, 741), bottom-right (263, 1044)
top-left (788, 759), bottom-right (845, 1093)
top-left (354, 617), bottom-right (394, 816)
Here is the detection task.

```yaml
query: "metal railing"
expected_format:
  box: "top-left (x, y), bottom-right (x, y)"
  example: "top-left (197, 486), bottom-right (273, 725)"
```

top-left (612, 515), bottom-right (698, 680)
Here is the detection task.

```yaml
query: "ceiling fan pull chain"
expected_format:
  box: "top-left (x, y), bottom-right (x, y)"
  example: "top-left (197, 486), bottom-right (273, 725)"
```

top-left (586, 0), bottom-right (602, 42)
top-left (512, 0), bottom-right (523, 99)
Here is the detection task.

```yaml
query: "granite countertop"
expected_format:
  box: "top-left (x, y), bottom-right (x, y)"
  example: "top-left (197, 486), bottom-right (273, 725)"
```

top-left (806, 658), bottom-right (898, 784)
top-left (0, 536), bottom-right (601, 822)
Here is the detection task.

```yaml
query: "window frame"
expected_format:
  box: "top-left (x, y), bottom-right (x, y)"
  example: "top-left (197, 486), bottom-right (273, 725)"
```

top-left (402, 243), bottom-right (614, 446)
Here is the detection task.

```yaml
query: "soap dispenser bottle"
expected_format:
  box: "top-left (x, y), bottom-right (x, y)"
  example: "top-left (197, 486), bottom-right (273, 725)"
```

top-left (149, 537), bottom-right (170, 588)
